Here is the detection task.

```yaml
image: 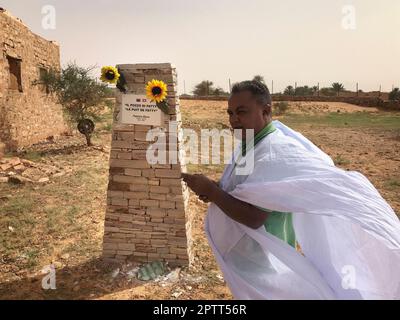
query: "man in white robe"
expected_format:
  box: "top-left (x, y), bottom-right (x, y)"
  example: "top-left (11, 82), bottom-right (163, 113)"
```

top-left (182, 80), bottom-right (400, 300)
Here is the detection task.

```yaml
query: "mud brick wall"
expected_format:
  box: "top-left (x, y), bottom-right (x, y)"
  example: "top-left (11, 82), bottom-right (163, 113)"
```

top-left (0, 9), bottom-right (67, 152)
top-left (103, 63), bottom-right (193, 267)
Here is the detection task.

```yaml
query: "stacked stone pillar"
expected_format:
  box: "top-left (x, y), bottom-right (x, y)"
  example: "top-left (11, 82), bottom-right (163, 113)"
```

top-left (102, 63), bottom-right (193, 267)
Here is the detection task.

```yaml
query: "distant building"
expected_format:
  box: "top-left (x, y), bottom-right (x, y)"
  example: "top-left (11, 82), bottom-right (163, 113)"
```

top-left (0, 8), bottom-right (67, 153)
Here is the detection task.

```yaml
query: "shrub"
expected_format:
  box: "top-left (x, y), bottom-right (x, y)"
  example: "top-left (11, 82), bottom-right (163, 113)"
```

top-left (37, 63), bottom-right (110, 146)
top-left (389, 88), bottom-right (400, 101)
top-left (273, 101), bottom-right (289, 115)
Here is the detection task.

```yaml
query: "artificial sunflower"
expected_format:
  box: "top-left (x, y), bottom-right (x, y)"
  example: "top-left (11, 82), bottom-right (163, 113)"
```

top-left (146, 79), bottom-right (168, 103)
top-left (100, 66), bottom-right (120, 85)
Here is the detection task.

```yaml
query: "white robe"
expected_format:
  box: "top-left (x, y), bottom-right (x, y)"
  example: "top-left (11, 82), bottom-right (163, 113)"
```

top-left (205, 120), bottom-right (400, 300)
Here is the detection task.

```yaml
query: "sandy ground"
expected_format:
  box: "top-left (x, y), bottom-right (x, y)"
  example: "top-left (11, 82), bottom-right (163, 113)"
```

top-left (0, 100), bottom-right (399, 300)
top-left (283, 101), bottom-right (380, 114)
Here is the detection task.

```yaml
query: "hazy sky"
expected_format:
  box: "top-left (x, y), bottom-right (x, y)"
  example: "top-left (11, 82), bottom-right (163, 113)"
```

top-left (2, 0), bottom-right (399, 93)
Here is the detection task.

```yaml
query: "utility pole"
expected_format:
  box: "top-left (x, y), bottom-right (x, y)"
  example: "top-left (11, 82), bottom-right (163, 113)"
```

top-left (294, 82), bottom-right (297, 96)
top-left (356, 82), bottom-right (359, 97)
top-left (229, 78), bottom-right (232, 93)
top-left (317, 82), bottom-right (320, 97)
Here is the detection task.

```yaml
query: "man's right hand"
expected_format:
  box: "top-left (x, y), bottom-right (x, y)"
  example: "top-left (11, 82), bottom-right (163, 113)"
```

top-left (197, 180), bottom-right (219, 203)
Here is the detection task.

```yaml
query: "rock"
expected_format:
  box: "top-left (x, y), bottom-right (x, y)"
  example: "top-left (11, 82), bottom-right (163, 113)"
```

top-left (8, 175), bottom-right (33, 184)
top-left (22, 168), bottom-right (45, 181)
top-left (164, 268), bottom-right (181, 283)
top-left (8, 157), bottom-right (21, 167)
top-left (73, 285), bottom-right (80, 292)
top-left (38, 177), bottom-right (50, 183)
top-left (126, 267), bottom-right (140, 279)
top-left (0, 163), bottom-right (12, 171)
top-left (216, 274), bottom-right (224, 281)
top-left (8, 226), bottom-right (14, 232)
top-left (181, 274), bottom-right (205, 283)
top-left (171, 289), bottom-right (184, 299)
top-left (13, 164), bottom-right (25, 171)
top-left (52, 172), bottom-right (65, 178)
top-left (21, 159), bottom-right (37, 167)
top-left (41, 165), bottom-right (57, 175)
top-left (0, 177), bottom-right (8, 183)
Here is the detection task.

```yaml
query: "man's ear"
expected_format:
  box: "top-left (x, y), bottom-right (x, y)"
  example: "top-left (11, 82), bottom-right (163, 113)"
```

top-left (263, 104), bottom-right (272, 117)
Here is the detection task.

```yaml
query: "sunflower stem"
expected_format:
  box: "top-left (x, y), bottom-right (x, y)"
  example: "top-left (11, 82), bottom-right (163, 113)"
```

top-left (156, 101), bottom-right (170, 114)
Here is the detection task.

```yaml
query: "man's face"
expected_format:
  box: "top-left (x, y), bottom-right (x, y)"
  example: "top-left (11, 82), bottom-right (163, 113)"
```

top-left (227, 90), bottom-right (270, 141)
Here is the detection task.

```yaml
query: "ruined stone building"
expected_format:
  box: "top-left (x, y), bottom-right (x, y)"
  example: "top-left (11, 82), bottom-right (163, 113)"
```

top-left (0, 8), bottom-right (67, 156)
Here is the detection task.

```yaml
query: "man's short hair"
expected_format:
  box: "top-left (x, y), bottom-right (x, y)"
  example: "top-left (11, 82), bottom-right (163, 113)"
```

top-left (231, 80), bottom-right (272, 106)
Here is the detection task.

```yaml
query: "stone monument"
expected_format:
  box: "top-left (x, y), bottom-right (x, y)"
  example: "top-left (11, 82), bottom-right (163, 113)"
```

top-left (102, 63), bottom-right (193, 268)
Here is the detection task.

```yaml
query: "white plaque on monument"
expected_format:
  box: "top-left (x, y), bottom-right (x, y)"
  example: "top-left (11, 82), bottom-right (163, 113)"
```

top-left (121, 94), bottom-right (164, 126)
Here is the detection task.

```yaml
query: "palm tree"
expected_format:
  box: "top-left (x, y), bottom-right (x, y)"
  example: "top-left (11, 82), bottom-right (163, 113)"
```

top-left (331, 82), bottom-right (345, 96)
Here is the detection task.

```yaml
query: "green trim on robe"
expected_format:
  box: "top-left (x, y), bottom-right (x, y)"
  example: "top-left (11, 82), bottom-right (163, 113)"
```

top-left (241, 121), bottom-right (277, 156)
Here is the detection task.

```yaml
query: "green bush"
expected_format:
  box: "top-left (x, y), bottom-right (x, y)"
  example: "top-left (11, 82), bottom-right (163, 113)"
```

top-left (389, 88), bottom-right (400, 101)
top-left (36, 63), bottom-right (110, 146)
top-left (320, 87), bottom-right (337, 97)
top-left (273, 102), bottom-right (289, 115)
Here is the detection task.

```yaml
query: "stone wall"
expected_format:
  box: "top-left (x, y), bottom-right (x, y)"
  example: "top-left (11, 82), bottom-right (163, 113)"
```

top-left (0, 9), bottom-right (67, 153)
top-left (103, 63), bottom-right (193, 268)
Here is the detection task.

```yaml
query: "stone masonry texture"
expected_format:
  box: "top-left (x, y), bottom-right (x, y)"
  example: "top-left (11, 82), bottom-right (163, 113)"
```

top-left (102, 63), bottom-right (193, 268)
top-left (0, 9), bottom-right (68, 154)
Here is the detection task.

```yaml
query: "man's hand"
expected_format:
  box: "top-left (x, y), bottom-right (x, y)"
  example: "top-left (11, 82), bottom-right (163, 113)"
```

top-left (181, 173), bottom-right (219, 202)
top-left (182, 173), bottom-right (268, 229)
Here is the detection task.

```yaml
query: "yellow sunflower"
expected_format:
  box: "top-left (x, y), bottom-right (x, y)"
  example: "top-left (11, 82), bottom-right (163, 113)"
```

top-left (100, 66), bottom-right (120, 84)
top-left (146, 79), bottom-right (168, 103)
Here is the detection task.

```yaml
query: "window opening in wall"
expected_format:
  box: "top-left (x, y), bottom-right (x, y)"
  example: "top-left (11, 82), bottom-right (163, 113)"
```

top-left (7, 56), bottom-right (23, 92)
